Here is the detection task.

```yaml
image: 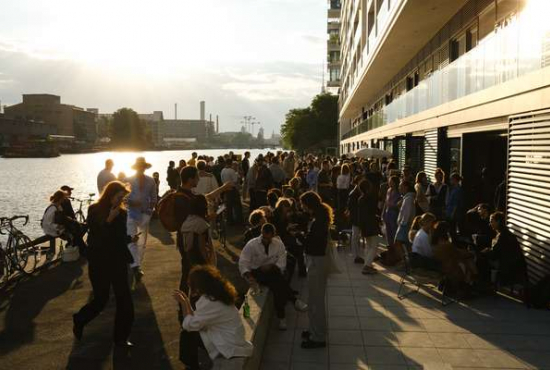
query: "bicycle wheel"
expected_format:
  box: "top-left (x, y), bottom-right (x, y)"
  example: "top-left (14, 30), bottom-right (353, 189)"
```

top-left (76, 211), bottom-right (86, 224)
top-left (14, 234), bottom-right (37, 274)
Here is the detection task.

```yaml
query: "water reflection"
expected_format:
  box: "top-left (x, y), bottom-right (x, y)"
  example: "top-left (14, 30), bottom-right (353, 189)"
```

top-left (0, 149), bottom-right (273, 238)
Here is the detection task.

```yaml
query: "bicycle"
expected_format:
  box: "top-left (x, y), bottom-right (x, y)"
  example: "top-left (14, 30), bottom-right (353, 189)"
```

top-left (73, 193), bottom-right (95, 223)
top-left (0, 215), bottom-right (37, 280)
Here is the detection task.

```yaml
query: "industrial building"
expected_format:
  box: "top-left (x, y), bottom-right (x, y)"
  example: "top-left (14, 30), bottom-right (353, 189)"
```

top-left (5, 94), bottom-right (96, 143)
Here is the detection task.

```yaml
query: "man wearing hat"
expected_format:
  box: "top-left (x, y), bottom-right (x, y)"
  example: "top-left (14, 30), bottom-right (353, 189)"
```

top-left (127, 157), bottom-right (158, 283)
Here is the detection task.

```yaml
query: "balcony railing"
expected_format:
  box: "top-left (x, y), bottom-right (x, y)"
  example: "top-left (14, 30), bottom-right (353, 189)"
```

top-left (341, 11), bottom-right (550, 140)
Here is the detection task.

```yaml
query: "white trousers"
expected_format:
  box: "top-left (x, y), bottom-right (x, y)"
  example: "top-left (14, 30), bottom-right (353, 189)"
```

top-left (363, 235), bottom-right (378, 267)
top-left (351, 225), bottom-right (362, 258)
top-left (127, 214), bottom-right (151, 268)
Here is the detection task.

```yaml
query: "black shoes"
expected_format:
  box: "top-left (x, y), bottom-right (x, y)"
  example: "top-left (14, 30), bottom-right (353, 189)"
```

top-left (354, 257), bottom-right (365, 264)
top-left (114, 340), bottom-right (134, 349)
top-left (300, 331), bottom-right (326, 348)
top-left (72, 315), bottom-right (83, 341)
top-left (301, 339), bottom-right (327, 349)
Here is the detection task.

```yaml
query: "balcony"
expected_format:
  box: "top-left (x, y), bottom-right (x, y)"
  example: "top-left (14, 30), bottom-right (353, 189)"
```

top-left (341, 12), bottom-right (550, 141)
top-left (328, 8), bottom-right (340, 19)
top-left (327, 79), bottom-right (341, 88)
top-left (340, 0), bottom-right (469, 119)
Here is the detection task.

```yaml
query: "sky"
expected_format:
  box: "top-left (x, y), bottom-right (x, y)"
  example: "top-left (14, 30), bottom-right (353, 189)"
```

top-left (0, 0), bottom-right (328, 136)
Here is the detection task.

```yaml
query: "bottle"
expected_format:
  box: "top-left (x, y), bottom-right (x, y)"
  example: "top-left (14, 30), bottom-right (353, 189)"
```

top-left (243, 295), bottom-right (251, 318)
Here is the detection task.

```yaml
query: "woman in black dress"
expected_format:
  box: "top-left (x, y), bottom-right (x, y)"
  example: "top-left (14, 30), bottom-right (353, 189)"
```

top-left (73, 181), bottom-right (138, 348)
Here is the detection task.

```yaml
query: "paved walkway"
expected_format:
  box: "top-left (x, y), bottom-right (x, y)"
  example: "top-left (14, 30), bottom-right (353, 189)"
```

top-left (261, 249), bottom-right (550, 370)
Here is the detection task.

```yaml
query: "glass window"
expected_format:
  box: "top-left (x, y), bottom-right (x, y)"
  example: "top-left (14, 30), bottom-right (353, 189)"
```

top-left (479, 2), bottom-right (496, 41)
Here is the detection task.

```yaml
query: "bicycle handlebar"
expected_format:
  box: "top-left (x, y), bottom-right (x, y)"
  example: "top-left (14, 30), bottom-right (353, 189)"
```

top-left (0, 215), bottom-right (28, 232)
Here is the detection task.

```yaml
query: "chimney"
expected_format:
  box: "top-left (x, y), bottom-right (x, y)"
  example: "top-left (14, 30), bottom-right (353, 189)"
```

top-left (200, 101), bottom-right (205, 121)
top-left (216, 115), bottom-right (219, 133)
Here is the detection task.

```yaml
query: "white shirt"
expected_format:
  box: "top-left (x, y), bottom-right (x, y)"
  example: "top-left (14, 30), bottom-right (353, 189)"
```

top-left (194, 172), bottom-right (219, 196)
top-left (182, 295), bottom-right (254, 360)
top-left (239, 236), bottom-right (287, 275)
top-left (221, 167), bottom-right (239, 186)
top-left (397, 192), bottom-right (415, 226)
top-left (412, 228), bottom-right (433, 258)
top-left (41, 204), bottom-right (64, 237)
top-left (336, 174), bottom-right (351, 190)
top-left (97, 168), bottom-right (116, 193)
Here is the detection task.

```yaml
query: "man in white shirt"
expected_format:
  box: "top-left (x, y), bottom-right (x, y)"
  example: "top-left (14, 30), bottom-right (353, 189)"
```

top-left (239, 223), bottom-right (307, 330)
top-left (220, 158), bottom-right (243, 224)
top-left (97, 159), bottom-right (116, 194)
top-left (411, 212), bottom-right (439, 270)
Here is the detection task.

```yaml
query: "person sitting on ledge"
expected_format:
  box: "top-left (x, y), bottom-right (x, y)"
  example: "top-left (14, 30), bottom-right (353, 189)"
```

top-left (239, 223), bottom-right (308, 331)
top-left (173, 265), bottom-right (254, 370)
top-left (243, 209), bottom-right (266, 245)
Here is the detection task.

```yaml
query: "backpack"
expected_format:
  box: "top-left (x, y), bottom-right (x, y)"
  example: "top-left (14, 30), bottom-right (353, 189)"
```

top-left (157, 190), bottom-right (193, 232)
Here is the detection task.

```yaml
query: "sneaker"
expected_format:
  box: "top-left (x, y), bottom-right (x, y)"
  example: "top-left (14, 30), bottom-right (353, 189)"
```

top-left (354, 257), bottom-right (365, 264)
top-left (361, 266), bottom-right (378, 275)
top-left (278, 318), bottom-right (287, 331)
top-left (294, 299), bottom-right (308, 312)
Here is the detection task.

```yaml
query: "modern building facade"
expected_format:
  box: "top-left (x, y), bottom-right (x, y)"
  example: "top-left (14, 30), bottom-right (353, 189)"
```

top-left (327, 0), bottom-right (342, 93)
top-left (5, 94), bottom-right (97, 143)
top-left (338, 0), bottom-right (550, 282)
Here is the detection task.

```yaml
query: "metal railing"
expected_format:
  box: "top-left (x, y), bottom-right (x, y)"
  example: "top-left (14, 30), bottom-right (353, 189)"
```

top-left (342, 10), bottom-right (550, 140)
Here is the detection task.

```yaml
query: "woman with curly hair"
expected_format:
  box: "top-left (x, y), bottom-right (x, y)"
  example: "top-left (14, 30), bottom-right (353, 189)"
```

top-left (173, 265), bottom-right (253, 369)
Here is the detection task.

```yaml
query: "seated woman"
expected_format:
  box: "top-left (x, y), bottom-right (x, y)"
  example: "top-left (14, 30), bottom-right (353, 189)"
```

top-left (408, 215), bottom-right (423, 245)
top-left (410, 213), bottom-right (439, 270)
top-left (173, 265), bottom-right (254, 370)
top-left (41, 190), bottom-right (72, 257)
top-left (243, 209), bottom-right (266, 244)
top-left (478, 212), bottom-right (527, 286)
top-left (273, 198), bottom-right (306, 278)
top-left (432, 221), bottom-right (477, 290)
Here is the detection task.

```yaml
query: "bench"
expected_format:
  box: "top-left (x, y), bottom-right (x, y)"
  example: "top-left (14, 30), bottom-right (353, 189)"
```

top-left (212, 288), bottom-right (273, 370)
top-left (397, 244), bottom-right (457, 306)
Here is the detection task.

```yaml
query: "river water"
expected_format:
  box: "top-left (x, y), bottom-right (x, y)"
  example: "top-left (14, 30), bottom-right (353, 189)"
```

top-left (0, 149), bottom-right (273, 239)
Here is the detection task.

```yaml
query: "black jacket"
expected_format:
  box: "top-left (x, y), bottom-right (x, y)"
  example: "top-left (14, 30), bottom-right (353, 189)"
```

top-left (86, 205), bottom-right (133, 266)
top-left (357, 193), bottom-right (379, 237)
top-left (490, 229), bottom-right (527, 284)
top-left (303, 216), bottom-right (329, 256)
top-left (348, 186), bottom-right (361, 226)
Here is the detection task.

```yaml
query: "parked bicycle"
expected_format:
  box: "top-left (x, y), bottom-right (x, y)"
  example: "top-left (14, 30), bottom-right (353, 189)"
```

top-left (0, 215), bottom-right (37, 284)
top-left (72, 193), bottom-right (95, 223)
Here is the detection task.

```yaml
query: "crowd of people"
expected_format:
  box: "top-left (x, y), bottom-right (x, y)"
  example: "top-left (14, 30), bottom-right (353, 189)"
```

top-left (38, 149), bottom-right (528, 368)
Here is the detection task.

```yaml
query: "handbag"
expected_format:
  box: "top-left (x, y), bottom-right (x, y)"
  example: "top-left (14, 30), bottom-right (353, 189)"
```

top-left (326, 232), bottom-right (344, 275)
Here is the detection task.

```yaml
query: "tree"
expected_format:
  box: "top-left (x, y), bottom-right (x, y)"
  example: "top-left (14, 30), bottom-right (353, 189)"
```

top-left (281, 92), bottom-right (338, 152)
top-left (110, 108), bottom-right (147, 149)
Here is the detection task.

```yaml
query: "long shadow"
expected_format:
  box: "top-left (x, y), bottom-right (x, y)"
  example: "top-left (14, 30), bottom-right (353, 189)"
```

top-left (65, 284), bottom-right (174, 370)
top-left (0, 258), bottom-right (86, 355)
top-left (371, 261), bottom-right (550, 369)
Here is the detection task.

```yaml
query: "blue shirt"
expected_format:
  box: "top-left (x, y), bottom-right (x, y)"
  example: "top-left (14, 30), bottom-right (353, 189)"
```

top-left (306, 169), bottom-right (319, 190)
top-left (127, 175), bottom-right (158, 220)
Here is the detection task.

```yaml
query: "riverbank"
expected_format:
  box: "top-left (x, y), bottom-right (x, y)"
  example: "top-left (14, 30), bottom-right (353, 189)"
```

top-left (0, 218), bottom-right (249, 370)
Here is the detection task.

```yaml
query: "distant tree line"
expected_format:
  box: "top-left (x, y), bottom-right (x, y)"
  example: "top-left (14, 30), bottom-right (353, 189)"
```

top-left (280, 93), bottom-right (338, 153)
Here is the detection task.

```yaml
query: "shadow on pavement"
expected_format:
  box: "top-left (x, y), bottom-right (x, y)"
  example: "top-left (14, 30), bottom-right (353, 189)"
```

top-left (65, 284), bottom-right (173, 370)
top-left (0, 258), bottom-right (86, 356)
